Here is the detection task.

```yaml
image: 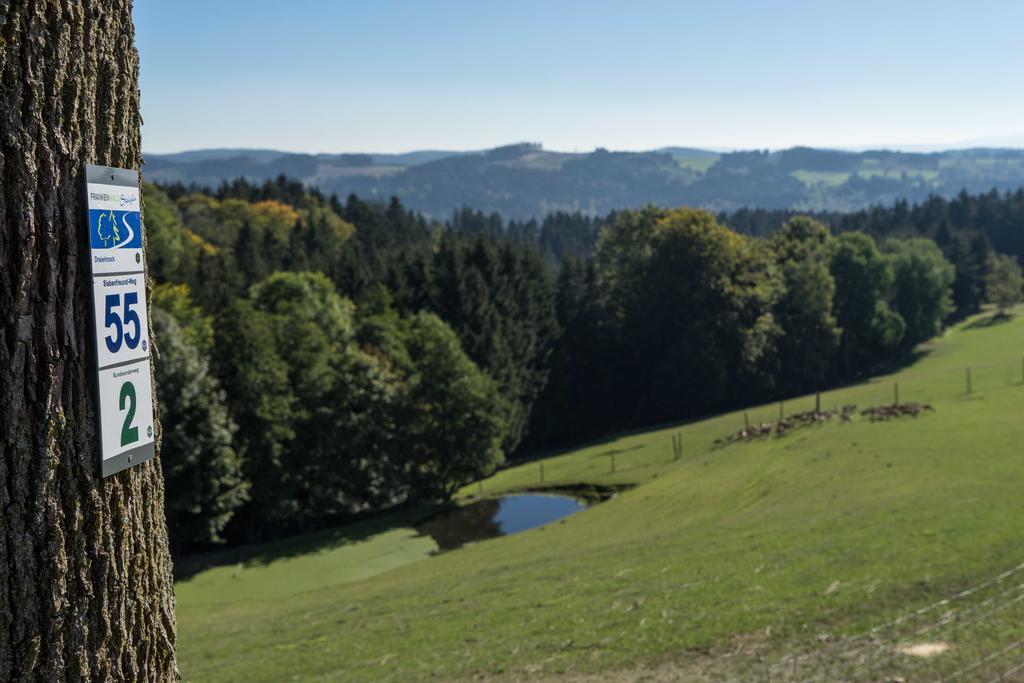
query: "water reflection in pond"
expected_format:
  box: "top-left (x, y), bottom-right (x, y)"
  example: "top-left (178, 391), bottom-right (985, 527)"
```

top-left (416, 494), bottom-right (585, 552)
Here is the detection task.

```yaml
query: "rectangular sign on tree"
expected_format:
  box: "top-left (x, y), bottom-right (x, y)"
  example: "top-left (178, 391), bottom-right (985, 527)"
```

top-left (85, 164), bottom-right (156, 477)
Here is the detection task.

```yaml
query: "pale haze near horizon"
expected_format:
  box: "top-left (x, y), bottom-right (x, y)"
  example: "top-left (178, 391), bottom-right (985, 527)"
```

top-left (134, 0), bottom-right (1024, 155)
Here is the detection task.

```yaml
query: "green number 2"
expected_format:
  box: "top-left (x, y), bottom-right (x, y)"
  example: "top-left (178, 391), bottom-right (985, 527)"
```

top-left (119, 381), bottom-right (139, 446)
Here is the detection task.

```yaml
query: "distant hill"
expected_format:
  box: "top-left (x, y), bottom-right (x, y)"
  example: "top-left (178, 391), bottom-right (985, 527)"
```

top-left (147, 148), bottom-right (291, 164)
top-left (143, 143), bottom-right (1024, 219)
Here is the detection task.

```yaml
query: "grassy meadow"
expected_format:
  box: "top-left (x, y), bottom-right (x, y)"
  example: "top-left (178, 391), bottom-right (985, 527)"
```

top-left (175, 308), bottom-right (1024, 681)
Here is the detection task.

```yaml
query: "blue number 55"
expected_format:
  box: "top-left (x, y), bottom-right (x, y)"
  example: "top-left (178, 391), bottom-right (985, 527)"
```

top-left (104, 292), bottom-right (141, 354)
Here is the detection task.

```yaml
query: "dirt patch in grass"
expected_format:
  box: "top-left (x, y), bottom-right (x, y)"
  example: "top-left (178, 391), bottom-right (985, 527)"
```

top-left (898, 641), bottom-right (950, 658)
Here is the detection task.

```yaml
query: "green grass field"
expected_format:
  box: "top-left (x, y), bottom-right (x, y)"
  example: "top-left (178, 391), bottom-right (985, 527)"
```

top-left (855, 168), bottom-right (940, 183)
top-left (175, 309), bottom-right (1024, 681)
top-left (790, 170), bottom-right (851, 187)
top-left (675, 156), bottom-right (719, 174)
top-left (789, 167), bottom-right (948, 189)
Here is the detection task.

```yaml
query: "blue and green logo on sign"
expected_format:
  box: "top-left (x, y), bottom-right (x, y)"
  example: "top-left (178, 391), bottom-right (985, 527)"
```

top-left (90, 209), bottom-right (142, 249)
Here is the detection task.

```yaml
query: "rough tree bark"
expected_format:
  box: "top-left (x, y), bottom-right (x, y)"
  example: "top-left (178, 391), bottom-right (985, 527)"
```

top-left (0, 1), bottom-right (177, 680)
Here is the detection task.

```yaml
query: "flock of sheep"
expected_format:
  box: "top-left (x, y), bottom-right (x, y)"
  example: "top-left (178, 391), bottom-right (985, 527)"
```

top-left (713, 401), bottom-right (934, 448)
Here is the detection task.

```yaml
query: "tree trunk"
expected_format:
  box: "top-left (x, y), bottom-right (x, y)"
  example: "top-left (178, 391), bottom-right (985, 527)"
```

top-left (0, 1), bottom-right (177, 680)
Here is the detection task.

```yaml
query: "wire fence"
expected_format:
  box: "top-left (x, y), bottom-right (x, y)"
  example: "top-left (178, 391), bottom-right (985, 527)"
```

top-left (642, 559), bottom-right (1024, 680)
top-left (792, 358), bottom-right (1017, 407)
top-left (480, 354), bottom-right (1024, 679)
top-left (721, 358), bottom-right (1024, 680)
top-left (738, 558), bottom-right (1024, 681)
top-left (481, 355), bottom-right (1024, 491)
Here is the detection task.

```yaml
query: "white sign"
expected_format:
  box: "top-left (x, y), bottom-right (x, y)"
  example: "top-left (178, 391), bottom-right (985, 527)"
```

top-left (85, 165), bottom-right (155, 477)
top-left (97, 360), bottom-right (155, 468)
top-left (90, 273), bottom-right (150, 369)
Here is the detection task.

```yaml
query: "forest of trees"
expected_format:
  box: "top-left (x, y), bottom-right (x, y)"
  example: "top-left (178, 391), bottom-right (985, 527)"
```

top-left (147, 176), bottom-right (1017, 552)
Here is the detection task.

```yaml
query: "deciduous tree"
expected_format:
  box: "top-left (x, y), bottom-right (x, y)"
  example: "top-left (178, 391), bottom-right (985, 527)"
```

top-left (153, 309), bottom-right (247, 551)
top-left (885, 238), bottom-right (955, 348)
top-left (986, 253), bottom-right (1024, 314)
top-left (769, 217), bottom-right (841, 394)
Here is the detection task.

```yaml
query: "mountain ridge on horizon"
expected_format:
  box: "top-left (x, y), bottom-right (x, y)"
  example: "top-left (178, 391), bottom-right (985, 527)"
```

top-left (144, 142), bottom-right (1024, 219)
top-left (145, 138), bottom-right (1024, 159)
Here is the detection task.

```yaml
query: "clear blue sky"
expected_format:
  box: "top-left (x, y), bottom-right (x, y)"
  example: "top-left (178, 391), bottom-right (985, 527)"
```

top-left (134, 0), bottom-right (1024, 154)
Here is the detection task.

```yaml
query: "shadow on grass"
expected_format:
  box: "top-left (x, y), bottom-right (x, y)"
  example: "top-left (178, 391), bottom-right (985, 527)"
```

top-left (963, 312), bottom-right (1014, 331)
top-left (173, 503), bottom-right (444, 582)
top-left (863, 348), bottom-right (931, 378)
top-left (596, 443), bottom-right (646, 458)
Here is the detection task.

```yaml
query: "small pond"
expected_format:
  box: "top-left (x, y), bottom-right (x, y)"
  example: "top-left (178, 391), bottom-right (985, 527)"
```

top-left (416, 494), bottom-right (585, 552)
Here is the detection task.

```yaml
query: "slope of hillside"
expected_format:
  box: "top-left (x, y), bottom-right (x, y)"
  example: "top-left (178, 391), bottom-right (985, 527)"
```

top-left (145, 144), bottom-right (1024, 219)
top-left (175, 309), bottom-right (1024, 681)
